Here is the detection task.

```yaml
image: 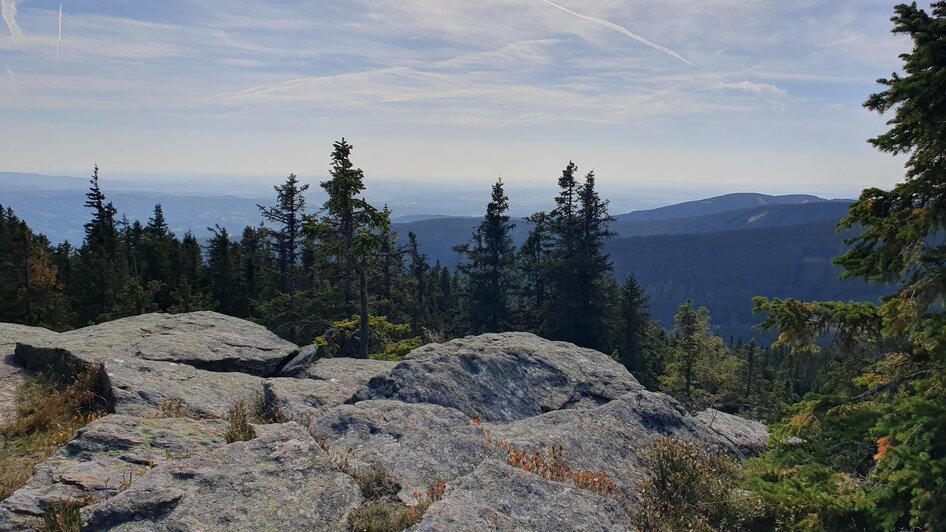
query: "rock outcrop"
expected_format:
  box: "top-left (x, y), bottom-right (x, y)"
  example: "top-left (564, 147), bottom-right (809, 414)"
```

top-left (80, 423), bottom-right (362, 531)
top-left (695, 408), bottom-right (769, 456)
top-left (352, 332), bottom-right (643, 421)
top-left (15, 312), bottom-right (298, 377)
top-left (0, 415), bottom-right (228, 531)
top-left (488, 390), bottom-right (736, 491)
top-left (311, 400), bottom-right (501, 500)
top-left (414, 460), bottom-right (633, 531)
top-left (0, 314), bottom-right (769, 531)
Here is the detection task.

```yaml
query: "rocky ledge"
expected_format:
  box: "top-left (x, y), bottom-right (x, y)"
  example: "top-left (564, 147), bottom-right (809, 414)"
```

top-left (0, 312), bottom-right (768, 531)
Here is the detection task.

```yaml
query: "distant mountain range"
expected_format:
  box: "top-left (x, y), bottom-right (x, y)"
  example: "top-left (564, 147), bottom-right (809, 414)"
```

top-left (392, 193), bottom-right (874, 342)
top-left (2, 173), bottom-right (872, 342)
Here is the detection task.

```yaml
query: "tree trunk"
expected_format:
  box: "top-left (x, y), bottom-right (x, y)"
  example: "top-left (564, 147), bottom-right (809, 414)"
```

top-left (358, 259), bottom-right (370, 359)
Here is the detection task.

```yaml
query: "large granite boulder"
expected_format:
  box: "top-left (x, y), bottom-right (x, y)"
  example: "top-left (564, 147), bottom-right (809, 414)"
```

top-left (351, 332), bottom-right (643, 421)
top-left (414, 460), bottom-right (633, 532)
top-left (488, 390), bottom-right (736, 491)
top-left (15, 312), bottom-right (299, 377)
top-left (0, 415), bottom-right (228, 531)
top-left (80, 423), bottom-right (362, 531)
top-left (310, 400), bottom-right (500, 500)
top-left (696, 408), bottom-right (769, 457)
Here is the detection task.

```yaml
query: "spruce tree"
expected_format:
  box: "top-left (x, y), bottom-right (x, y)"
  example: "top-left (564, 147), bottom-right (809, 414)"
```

top-left (538, 162), bottom-right (614, 349)
top-left (306, 139), bottom-right (389, 358)
top-left (74, 165), bottom-right (127, 323)
top-left (518, 212), bottom-right (551, 331)
top-left (616, 276), bottom-right (653, 376)
top-left (206, 225), bottom-right (240, 316)
top-left (140, 204), bottom-right (180, 308)
top-left (258, 174), bottom-right (309, 295)
top-left (455, 178), bottom-right (517, 333)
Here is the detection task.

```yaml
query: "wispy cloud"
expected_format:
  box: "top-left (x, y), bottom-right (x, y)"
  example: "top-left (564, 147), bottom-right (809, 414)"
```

top-left (2, 0), bottom-right (22, 41)
top-left (56, 2), bottom-right (62, 60)
top-left (713, 81), bottom-right (786, 97)
top-left (537, 0), bottom-right (695, 66)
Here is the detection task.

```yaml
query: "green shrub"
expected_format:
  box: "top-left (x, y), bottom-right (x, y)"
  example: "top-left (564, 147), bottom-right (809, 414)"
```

top-left (632, 438), bottom-right (759, 532)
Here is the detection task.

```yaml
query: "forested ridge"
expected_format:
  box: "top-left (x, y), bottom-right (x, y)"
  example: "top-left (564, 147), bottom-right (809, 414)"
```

top-left (2, 2), bottom-right (946, 529)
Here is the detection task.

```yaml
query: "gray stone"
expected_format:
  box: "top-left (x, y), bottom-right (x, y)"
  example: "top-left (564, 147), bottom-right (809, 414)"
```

top-left (0, 415), bottom-right (227, 531)
top-left (352, 332), bottom-right (642, 421)
top-left (489, 390), bottom-right (736, 491)
top-left (695, 408), bottom-right (769, 457)
top-left (16, 312), bottom-right (298, 377)
top-left (80, 422), bottom-right (362, 531)
top-left (414, 460), bottom-right (633, 532)
top-left (263, 377), bottom-right (357, 425)
top-left (310, 400), bottom-right (501, 500)
top-left (102, 357), bottom-right (264, 418)
top-left (305, 356), bottom-right (396, 390)
top-left (276, 344), bottom-right (320, 377)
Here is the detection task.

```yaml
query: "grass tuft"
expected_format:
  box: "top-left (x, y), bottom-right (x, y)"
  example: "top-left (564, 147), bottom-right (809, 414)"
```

top-left (39, 496), bottom-right (93, 532)
top-left (0, 367), bottom-right (108, 500)
top-left (224, 400), bottom-right (256, 443)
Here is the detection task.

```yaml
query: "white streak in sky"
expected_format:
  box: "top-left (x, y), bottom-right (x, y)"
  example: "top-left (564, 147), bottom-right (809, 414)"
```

top-left (57, 3), bottom-right (63, 60)
top-left (538, 0), bottom-right (695, 67)
top-left (5, 66), bottom-right (16, 93)
top-left (2, 0), bottom-right (23, 41)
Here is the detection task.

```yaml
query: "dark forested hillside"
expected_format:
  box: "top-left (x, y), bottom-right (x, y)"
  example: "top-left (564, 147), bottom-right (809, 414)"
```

top-left (394, 205), bottom-right (879, 341)
top-left (608, 220), bottom-right (888, 340)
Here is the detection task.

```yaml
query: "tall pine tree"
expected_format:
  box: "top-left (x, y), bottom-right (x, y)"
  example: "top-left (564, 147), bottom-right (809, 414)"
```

top-left (455, 178), bottom-right (517, 333)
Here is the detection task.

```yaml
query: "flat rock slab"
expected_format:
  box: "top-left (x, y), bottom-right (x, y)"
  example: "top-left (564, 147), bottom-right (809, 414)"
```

top-left (80, 422), bottom-right (362, 531)
top-left (352, 332), bottom-right (643, 422)
top-left (17, 312), bottom-right (298, 377)
top-left (0, 415), bottom-right (228, 531)
top-left (311, 400), bottom-right (501, 500)
top-left (415, 460), bottom-right (633, 532)
top-left (103, 357), bottom-right (265, 418)
top-left (695, 408), bottom-right (769, 457)
top-left (304, 357), bottom-right (396, 390)
top-left (489, 390), bottom-right (735, 491)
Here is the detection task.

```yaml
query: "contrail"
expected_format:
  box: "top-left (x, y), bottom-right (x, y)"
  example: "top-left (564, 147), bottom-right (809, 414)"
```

top-left (56, 2), bottom-right (62, 61)
top-left (2, 0), bottom-right (23, 41)
top-left (538, 0), bottom-right (695, 67)
top-left (57, 2), bottom-right (62, 60)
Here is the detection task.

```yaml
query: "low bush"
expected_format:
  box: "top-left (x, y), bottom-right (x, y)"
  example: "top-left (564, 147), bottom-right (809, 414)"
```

top-left (632, 438), bottom-right (761, 532)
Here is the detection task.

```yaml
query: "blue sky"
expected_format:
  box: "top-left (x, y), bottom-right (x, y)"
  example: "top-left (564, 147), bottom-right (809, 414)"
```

top-left (0, 0), bottom-right (927, 197)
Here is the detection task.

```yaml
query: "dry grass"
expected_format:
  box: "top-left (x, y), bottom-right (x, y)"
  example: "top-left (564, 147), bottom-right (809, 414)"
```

top-left (224, 400), bottom-right (256, 443)
top-left (316, 438), bottom-right (445, 531)
top-left (39, 496), bottom-right (93, 532)
top-left (485, 432), bottom-right (623, 500)
top-left (250, 390), bottom-right (289, 424)
top-left (348, 480), bottom-right (447, 532)
top-left (0, 367), bottom-right (108, 500)
top-left (154, 399), bottom-right (187, 418)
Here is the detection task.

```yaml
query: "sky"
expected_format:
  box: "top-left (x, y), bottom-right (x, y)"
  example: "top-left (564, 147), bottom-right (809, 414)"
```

top-left (0, 0), bottom-right (928, 197)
